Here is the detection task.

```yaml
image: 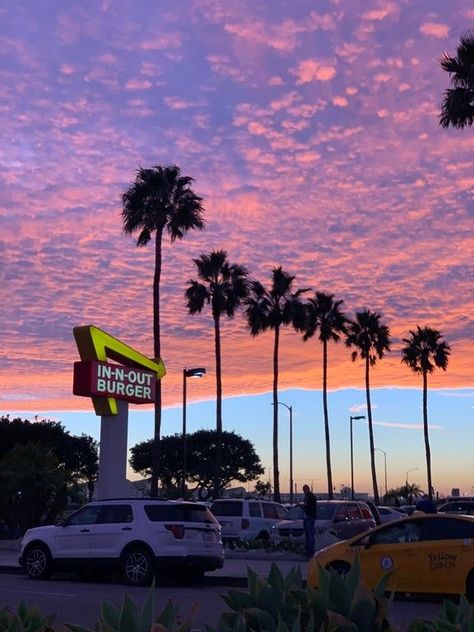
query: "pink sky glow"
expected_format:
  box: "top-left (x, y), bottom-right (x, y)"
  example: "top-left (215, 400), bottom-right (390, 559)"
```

top-left (1, 0), bottom-right (473, 413)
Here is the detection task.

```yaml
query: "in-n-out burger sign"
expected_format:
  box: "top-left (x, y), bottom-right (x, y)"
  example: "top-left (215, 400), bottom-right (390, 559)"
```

top-left (73, 325), bottom-right (166, 416)
top-left (74, 361), bottom-right (156, 404)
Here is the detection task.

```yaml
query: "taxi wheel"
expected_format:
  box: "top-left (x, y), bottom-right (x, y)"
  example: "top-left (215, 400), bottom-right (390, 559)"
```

top-left (466, 571), bottom-right (474, 603)
top-left (327, 561), bottom-right (351, 577)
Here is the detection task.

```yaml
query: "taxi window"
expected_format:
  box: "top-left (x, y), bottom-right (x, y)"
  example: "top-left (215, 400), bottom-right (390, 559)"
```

top-left (371, 521), bottom-right (421, 545)
top-left (421, 517), bottom-right (474, 541)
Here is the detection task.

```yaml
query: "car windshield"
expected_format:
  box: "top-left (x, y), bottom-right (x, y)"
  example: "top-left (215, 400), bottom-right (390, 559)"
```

top-left (286, 505), bottom-right (304, 519)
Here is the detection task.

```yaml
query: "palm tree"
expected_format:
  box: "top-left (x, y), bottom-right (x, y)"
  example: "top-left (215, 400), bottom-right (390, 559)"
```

top-left (244, 267), bottom-right (308, 503)
top-left (185, 250), bottom-right (249, 498)
top-left (301, 292), bottom-right (348, 500)
top-left (345, 309), bottom-right (391, 505)
top-left (401, 326), bottom-right (451, 500)
top-left (440, 31), bottom-right (474, 128)
top-left (122, 164), bottom-right (205, 497)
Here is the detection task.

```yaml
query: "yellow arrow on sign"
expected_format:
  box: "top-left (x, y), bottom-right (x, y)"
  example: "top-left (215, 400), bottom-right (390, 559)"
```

top-left (73, 325), bottom-right (166, 416)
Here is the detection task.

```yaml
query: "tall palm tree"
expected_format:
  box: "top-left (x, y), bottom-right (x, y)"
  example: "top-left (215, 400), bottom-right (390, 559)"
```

top-left (122, 164), bottom-right (205, 497)
top-left (244, 267), bottom-right (308, 503)
top-left (301, 292), bottom-right (348, 500)
top-left (401, 326), bottom-right (451, 500)
top-left (440, 31), bottom-right (474, 128)
top-left (345, 309), bottom-right (391, 505)
top-left (185, 250), bottom-right (249, 498)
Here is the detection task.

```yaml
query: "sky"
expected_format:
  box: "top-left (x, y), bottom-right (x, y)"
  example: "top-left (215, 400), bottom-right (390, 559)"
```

top-left (1, 0), bottom-right (473, 496)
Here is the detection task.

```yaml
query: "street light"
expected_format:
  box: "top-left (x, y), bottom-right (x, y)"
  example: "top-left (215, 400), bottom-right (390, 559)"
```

top-left (182, 367), bottom-right (206, 497)
top-left (350, 415), bottom-right (366, 500)
top-left (375, 448), bottom-right (388, 497)
top-left (406, 467), bottom-right (418, 485)
top-left (272, 401), bottom-right (294, 504)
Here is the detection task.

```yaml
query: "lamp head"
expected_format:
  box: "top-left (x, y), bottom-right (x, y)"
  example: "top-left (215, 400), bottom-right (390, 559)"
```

top-left (352, 415), bottom-right (365, 420)
top-left (185, 367), bottom-right (206, 378)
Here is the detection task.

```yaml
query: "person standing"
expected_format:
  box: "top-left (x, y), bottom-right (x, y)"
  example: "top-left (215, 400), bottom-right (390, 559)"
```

top-left (303, 484), bottom-right (317, 557)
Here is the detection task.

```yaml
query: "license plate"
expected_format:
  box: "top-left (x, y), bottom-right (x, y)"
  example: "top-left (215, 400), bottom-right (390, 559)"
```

top-left (203, 532), bottom-right (214, 542)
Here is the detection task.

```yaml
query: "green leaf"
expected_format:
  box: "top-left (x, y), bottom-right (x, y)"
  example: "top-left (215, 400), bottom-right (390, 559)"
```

top-left (243, 607), bottom-right (277, 632)
top-left (349, 597), bottom-right (377, 632)
top-left (140, 587), bottom-right (154, 632)
top-left (221, 590), bottom-right (254, 612)
top-left (100, 601), bottom-right (120, 630)
top-left (268, 563), bottom-right (285, 591)
top-left (118, 596), bottom-right (140, 632)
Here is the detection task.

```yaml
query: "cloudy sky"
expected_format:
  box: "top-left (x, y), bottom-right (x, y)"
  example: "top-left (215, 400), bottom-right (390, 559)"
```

top-left (1, 0), bottom-right (473, 495)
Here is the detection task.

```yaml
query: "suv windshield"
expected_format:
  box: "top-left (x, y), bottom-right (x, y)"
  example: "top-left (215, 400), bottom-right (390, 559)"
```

top-left (210, 501), bottom-right (243, 517)
top-left (316, 503), bottom-right (337, 520)
top-left (144, 503), bottom-right (217, 523)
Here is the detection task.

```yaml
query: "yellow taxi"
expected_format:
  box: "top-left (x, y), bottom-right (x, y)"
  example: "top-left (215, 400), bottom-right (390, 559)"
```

top-left (307, 513), bottom-right (474, 599)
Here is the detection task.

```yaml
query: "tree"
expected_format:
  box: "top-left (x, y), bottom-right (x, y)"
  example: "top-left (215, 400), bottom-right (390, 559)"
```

top-left (401, 326), bottom-right (451, 500)
top-left (185, 250), bottom-right (249, 498)
top-left (122, 164), bottom-right (205, 497)
top-left (440, 31), bottom-right (474, 128)
top-left (0, 443), bottom-right (63, 532)
top-left (130, 429), bottom-right (264, 500)
top-left (254, 480), bottom-right (272, 498)
top-left (345, 309), bottom-right (391, 505)
top-left (0, 416), bottom-right (99, 524)
top-left (300, 292), bottom-right (347, 500)
top-left (244, 267), bottom-right (308, 503)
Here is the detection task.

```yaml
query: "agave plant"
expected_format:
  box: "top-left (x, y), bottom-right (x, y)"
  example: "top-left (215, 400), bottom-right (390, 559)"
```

top-left (408, 596), bottom-right (474, 632)
top-left (65, 586), bottom-right (193, 632)
top-left (0, 602), bottom-right (55, 632)
top-left (206, 559), bottom-right (394, 632)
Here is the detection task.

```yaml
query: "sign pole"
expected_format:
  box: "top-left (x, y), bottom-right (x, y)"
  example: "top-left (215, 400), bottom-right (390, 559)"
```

top-left (96, 399), bottom-right (129, 499)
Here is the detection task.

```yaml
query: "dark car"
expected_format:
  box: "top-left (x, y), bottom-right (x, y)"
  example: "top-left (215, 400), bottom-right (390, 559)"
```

top-left (399, 505), bottom-right (416, 515)
top-left (438, 500), bottom-right (474, 516)
top-left (271, 500), bottom-right (376, 544)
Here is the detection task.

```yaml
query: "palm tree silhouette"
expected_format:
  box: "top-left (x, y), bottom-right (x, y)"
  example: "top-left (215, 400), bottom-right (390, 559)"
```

top-left (301, 292), bottom-right (348, 500)
top-left (401, 326), bottom-right (451, 500)
top-left (440, 31), bottom-right (474, 128)
top-left (122, 164), bottom-right (205, 497)
top-left (185, 250), bottom-right (249, 498)
top-left (244, 267), bottom-right (308, 503)
top-left (345, 309), bottom-right (391, 505)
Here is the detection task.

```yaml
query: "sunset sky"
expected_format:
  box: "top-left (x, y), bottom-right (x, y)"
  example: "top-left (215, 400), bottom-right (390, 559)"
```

top-left (1, 0), bottom-right (473, 496)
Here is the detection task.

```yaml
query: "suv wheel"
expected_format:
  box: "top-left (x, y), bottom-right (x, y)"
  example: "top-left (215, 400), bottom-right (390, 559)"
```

top-left (121, 546), bottom-right (154, 586)
top-left (257, 530), bottom-right (269, 541)
top-left (24, 543), bottom-right (52, 580)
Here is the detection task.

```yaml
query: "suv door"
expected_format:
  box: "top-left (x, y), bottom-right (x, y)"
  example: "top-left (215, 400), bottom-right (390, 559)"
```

top-left (87, 504), bottom-right (134, 559)
top-left (55, 505), bottom-right (102, 559)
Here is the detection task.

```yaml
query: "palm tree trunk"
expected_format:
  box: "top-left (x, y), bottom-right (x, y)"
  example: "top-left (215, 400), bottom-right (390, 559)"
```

top-left (423, 370), bottom-right (433, 500)
top-left (213, 312), bottom-right (223, 498)
top-left (322, 341), bottom-right (333, 500)
top-left (273, 324), bottom-right (281, 503)
top-left (365, 356), bottom-right (379, 505)
top-left (151, 228), bottom-right (163, 497)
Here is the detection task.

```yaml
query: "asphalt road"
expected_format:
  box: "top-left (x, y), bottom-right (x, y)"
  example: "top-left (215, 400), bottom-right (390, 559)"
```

top-left (0, 572), bottom-right (446, 630)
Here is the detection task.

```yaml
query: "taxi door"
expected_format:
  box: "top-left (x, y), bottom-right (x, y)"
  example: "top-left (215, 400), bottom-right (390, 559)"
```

top-left (358, 519), bottom-right (422, 592)
top-left (416, 517), bottom-right (474, 594)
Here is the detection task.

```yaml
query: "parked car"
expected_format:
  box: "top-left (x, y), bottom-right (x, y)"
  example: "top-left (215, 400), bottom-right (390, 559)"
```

top-left (378, 506), bottom-right (407, 523)
top-left (19, 498), bottom-right (224, 585)
top-left (210, 499), bottom-right (288, 542)
top-left (438, 500), bottom-right (474, 516)
top-left (398, 504), bottom-right (416, 515)
top-left (307, 514), bottom-right (474, 601)
top-left (271, 500), bottom-right (376, 544)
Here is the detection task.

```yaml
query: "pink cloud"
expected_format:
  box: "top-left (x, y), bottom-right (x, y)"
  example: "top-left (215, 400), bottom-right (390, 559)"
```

top-left (292, 59), bottom-right (336, 83)
top-left (419, 22), bottom-right (450, 38)
top-left (125, 79), bottom-right (152, 90)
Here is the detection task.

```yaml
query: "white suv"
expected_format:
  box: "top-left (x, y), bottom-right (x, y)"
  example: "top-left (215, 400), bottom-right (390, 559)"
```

top-left (210, 499), bottom-right (288, 542)
top-left (19, 498), bottom-right (224, 586)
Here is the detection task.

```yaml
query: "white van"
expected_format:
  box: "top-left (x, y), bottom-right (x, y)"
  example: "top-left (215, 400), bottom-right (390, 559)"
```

top-left (210, 499), bottom-right (288, 542)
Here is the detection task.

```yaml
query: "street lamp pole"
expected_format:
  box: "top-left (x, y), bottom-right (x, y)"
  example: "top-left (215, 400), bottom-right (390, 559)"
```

top-left (350, 415), bottom-right (366, 500)
top-left (273, 401), bottom-right (293, 504)
top-left (375, 448), bottom-right (388, 497)
top-left (182, 367), bottom-right (206, 498)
